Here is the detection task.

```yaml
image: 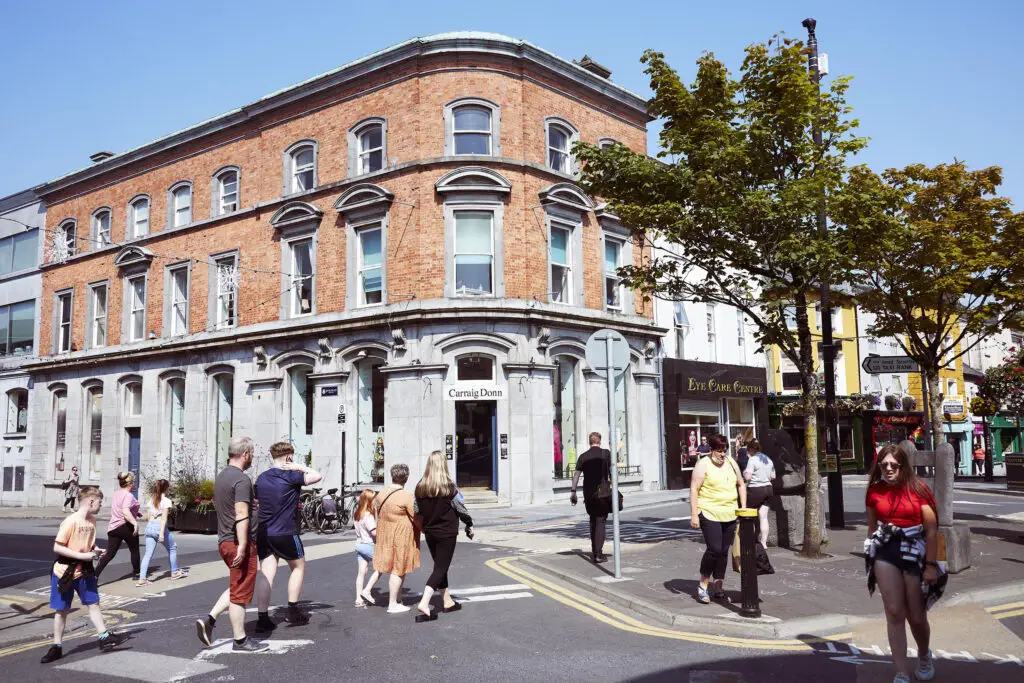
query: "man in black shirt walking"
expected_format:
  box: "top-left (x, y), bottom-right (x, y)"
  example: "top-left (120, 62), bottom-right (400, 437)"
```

top-left (570, 432), bottom-right (612, 564)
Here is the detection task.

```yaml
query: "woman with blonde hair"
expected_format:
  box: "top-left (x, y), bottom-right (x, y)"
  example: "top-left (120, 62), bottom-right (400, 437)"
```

top-left (413, 450), bottom-right (474, 623)
top-left (372, 464), bottom-right (420, 614)
top-left (138, 479), bottom-right (183, 585)
top-left (353, 489), bottom-right (381, 607)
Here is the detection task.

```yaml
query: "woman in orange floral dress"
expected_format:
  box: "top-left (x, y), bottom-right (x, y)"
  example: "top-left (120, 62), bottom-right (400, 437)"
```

top-left (372, 463), bottom-right (420, 613)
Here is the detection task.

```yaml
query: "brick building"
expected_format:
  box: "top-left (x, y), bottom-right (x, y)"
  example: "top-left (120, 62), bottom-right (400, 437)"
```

top-left (27, 32), bottom-right (665, 506)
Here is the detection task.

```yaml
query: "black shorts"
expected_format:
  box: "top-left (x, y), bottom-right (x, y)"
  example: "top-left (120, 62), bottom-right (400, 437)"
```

top-left (875, 535), bottom-right (922, 576)
top-left (747, 485), bottom-right (774, 509)
top-left (256, 531), bottom-right (304, 562)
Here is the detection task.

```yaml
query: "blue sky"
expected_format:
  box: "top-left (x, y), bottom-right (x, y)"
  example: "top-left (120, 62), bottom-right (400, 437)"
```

top-left (1, 1), bottom-right (1021, 205)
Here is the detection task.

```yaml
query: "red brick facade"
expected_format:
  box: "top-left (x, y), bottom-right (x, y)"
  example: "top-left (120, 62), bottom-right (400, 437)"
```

top-left (38, 42), bottom-right (651, 356)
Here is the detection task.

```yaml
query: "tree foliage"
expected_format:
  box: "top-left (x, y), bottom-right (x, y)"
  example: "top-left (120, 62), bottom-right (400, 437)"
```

top-left (833, 161), bottom-right (1024, 447)
top-left (979, 346), bottom-right (1024, 417)
top-left (575, 35), bottom-right (865, 556)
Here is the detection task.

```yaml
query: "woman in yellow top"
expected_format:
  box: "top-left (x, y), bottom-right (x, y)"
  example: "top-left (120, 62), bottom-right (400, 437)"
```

top-left (689, 433), bottom-right (747, 603)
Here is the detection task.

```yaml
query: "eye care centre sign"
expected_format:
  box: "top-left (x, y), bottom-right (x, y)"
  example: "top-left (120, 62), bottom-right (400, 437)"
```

top-left (668, 359), bottom-right (768, 398)
top-left (445, 381), bottom-right (506, 400)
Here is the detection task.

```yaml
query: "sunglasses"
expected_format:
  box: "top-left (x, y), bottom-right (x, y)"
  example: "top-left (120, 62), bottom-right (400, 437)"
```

top-left (880, 461), bottom-right (900, 471)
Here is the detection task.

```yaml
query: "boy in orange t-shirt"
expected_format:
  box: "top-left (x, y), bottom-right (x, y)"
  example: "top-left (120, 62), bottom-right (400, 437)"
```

top-left (41, 486), bottom-right (128, 664)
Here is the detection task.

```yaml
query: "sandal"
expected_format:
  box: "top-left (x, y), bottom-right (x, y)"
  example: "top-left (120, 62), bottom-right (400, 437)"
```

top-left (171, 571), bottom-right (187, 580)
top-left (354, 599), bottom-right (368, 608)
top-left (696, 584), bottom-right (710, 604)
top-left (136, 579), bottom-right (150, 587)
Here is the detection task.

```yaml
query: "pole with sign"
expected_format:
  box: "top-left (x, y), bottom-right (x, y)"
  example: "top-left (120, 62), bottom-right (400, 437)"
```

top-left (585, 329), bottom-right (631, 579)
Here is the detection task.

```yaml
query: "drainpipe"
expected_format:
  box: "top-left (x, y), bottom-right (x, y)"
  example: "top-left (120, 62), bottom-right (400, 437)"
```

top-left (656, 352), bottom-right (667, 490)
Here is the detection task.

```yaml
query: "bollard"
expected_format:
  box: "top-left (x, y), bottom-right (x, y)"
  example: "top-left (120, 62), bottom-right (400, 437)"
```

top-left (736, 508), bottom-right (761, 618)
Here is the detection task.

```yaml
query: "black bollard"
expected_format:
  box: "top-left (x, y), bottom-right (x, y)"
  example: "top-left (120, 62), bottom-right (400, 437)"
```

top-left (736, 508), bottom-right (761, 618)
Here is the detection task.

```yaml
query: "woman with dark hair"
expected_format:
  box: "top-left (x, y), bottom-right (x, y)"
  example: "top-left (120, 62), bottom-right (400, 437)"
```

top-left (689, 433), bottom-right (746, 603)
top-left (138, 478), bottom-right (182, 585)
top-left (865, 445), bottom-right (944, 683)
top-left (742, 439), bottom-right (775, 548)
top-left (94, 472), bottom-right (141, 582)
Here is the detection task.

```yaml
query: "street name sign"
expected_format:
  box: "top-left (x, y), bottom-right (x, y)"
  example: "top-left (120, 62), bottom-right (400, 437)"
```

top-left (861, 356), bottom-right (920, 374)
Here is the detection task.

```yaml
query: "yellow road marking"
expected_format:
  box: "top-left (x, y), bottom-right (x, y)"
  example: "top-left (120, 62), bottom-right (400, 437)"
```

top-left (486, 556), bottom-right (849, 651)
top-left (0, 609), bottom-right (134, 659)
top-left (993, 608), bottom-right (1024, 620)
top-left (987, 601), bottom-right (1024, 614)
top-left (0, 594), bottom-right (44, 607)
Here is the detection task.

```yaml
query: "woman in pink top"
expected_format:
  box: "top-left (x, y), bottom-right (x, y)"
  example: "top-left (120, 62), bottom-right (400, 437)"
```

top-left (353, 489), bottom-right (381, 607)
top-left (94, 472), bottom-right (142, 582)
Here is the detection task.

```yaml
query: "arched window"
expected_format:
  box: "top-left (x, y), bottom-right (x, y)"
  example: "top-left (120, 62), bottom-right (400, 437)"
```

top-left (6, 388), bottom-right (27, 434)
top-left (52, 388), bottom-right (68, 478)
top-left (356, 357), bottom-right (386, 483)
top-left (58, 220), bottom-right (77, 257)
top-left (169, 182), bottom-right (193, 227)
top-left (84, 384), bottom-right (103, 477)
top-left (444, 99), bottom-right (500, 157)
top-left (545, 118), bottom-right (579, 174)
top-left (124, 381), bottom-right (142, 418)
top-left (456, 354), bottom-right (494, 381)
top-left (92, 208), bottom-right (112, 247)
top-left (129, 196), bottom-right (150, 237)
top-left (212, 167), bottom-right (240, 216)
top-left (285, 141), bottom-right (317, 194)
top-left (211, 372), bottom-right (233, 470)
top-left (287, 365), bottom-right (314, 461)
top-left (553, 356), bottom-right (580, 477)
top-left (358, 124), bottom-right (383, 174)
top-left (165, 377), bottom-right (186, 458)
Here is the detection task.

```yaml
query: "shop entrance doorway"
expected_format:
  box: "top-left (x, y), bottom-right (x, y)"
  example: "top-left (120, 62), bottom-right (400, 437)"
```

top-left (455, 400), bottom-right (496, 490)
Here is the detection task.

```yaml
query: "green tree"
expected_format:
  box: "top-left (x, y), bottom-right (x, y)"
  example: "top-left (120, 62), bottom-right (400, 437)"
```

top-left (834, 162), bottom-right (1024, 451)
top-left (575, 36), bottom-right (865, 556)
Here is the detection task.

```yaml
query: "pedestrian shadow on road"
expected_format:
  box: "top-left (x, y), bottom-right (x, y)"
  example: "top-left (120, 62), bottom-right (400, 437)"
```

top-left (662, 578), bottom-right (750, 613)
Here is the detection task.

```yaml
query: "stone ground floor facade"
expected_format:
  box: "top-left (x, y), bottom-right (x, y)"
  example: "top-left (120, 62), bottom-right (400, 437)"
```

top-left (25, 300), bottom-right (665, 507)
top-left (0, 366), bottom-right (32, 506)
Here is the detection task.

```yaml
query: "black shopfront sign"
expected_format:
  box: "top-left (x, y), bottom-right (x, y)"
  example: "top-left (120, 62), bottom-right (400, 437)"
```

top-left (662, 359), bottom-right (769, 490)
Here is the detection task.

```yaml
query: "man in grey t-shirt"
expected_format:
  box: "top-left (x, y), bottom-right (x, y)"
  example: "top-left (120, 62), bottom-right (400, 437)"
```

top-left (194, 436), bottom-right (268, 653)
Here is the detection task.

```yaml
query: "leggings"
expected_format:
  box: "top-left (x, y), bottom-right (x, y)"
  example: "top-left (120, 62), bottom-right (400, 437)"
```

top-left (698, 514), bottom-right (738, 581)
top-left (140, 522), bottom-right (178, 580)
top-left (589, 514), bottom-right (607, 556)
top-left (95, 523), bottom-right (141, 578)
top-left (424, 535), bottom-right (458, 591)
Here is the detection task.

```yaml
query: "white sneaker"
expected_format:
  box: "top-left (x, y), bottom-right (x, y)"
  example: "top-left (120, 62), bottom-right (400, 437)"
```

top-left (915, 650), bottom-right (935, 681)
top-left (894, 674), bottom-right (910, 683)
top-left (387, 604), bottom-right (411, 614)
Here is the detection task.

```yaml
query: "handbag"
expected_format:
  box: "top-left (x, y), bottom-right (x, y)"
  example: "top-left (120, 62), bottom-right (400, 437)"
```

top-left (595, 451), bottom-right (624, 512)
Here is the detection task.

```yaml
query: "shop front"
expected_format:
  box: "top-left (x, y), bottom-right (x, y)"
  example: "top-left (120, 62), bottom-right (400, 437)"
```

top-left (662, 359), bottom-right (769, 489)
top-left (862, 410), bottom-right (925, 468)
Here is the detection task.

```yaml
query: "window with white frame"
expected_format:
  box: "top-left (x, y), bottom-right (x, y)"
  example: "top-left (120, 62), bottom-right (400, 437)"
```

top-left (130, 197), bottom-right (149, 237)
top-left (673, 302), bottom-right (689, 359)
top-left (946, 378), bottom-right (957, 396)
top-left (892, 375), bottom-right (904, 394)
top-left (604, 239), bottom-right (622, 310)
top-left (707, 304), bottom-right (718, 363)
top-left (86, 386), bottom-right (102, 475)
top-left (815, 302), bottom-right (841, 333)
top-left (453, 105), bottom-right (492, 155)
top-left (454, 210), bottom-right (493, 295)
top-left (52, 389), bottom-right (67, 478)
top-left (549, 221), bottom-right (573, 303)
top-left (171, 184), bottom-right (192, 227)
top-left (216, 169), bottom-right (239, 215)
top-left (0, 300), bottom-right (34, 356)
top-left (7, 389), bottom-right (27, 434)
top-left (124, 382), bottom-right (142, 417)
top-left (290, 144), bottom-right (316, 193)
top-left (89, 283), bottom-right (107, 348)
top-left (214, 255), bottom-right (237, 329)
top-left (737, 311), bottom-right (746, 360)
top-left (59, 221), bottom-right (76, 256)
top-left (357, 225), bottom-right (382, 306)
top-left (358, 125), bottom-right (384, 174)
top-left (168, 265), bottom-right (189, 336)
top-left (92, 209), bottom-right (111, 247)
top-left (943, 334), bottom-right (955, 369)
top-left (56, 290), bottom-right (73, 353)
top-left (289, 238), bottom-right (314, 316)
top-left (547, 123), bottom-right (572, 173)
top-left (167, 378), bottom-right (185, 457)
top-left (868, 338), bottom-right (878, 354)
top-left (212, 373), bottom-right (233, 470)
top-left (127, 275), bottom-right (146, 342)
top-left (784, 306), bottom-right (797, 330)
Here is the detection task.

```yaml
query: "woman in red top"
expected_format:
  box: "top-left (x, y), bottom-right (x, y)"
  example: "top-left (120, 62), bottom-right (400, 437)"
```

top-left (865, 445), bottom-right (940, 683)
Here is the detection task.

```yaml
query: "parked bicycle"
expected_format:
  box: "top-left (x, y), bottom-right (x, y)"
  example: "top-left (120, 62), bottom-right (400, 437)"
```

top-left (299, 487), bottom-right (350, 534)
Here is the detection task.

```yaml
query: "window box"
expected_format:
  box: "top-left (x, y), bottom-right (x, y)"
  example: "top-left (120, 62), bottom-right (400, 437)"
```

top-left (169, 508), bottom-right (218, 534)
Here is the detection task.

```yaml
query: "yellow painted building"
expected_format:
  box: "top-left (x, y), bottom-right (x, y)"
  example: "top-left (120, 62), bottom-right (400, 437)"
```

top-left (767, 302), bottom-right (861, 396)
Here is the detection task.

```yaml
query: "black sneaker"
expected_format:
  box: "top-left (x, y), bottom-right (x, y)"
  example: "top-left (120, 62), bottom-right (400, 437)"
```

top-left (98, 632), bottom-right (129, 652)
top-left (255, 616), bottom-right (277, 633)
top-left (195, 618), bottom-right (214, 647)
top-left (594, 553), bottom-right (609, 564)
top-left (284, 607), bottom-right (309, 625)
top-left (232, 638), bottom-right (269, 653)
top-left (40, 645), bottom-right (63, 664)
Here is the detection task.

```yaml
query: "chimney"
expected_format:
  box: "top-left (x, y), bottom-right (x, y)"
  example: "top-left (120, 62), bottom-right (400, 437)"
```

top-left (575, 55), bottom-right (611, 80)
top-left (89, 151), bottom-right (115, 163)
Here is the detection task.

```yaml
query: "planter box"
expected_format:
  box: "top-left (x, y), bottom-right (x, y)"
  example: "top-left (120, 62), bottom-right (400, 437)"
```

top-left (170, 509), bottom-right (218, 534)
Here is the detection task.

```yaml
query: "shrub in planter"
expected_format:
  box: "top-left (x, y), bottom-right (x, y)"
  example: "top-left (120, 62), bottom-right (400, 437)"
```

top-left (884, 394), bottom-right (900, 411)
top-left (901, 395), bottom-right (917, 411)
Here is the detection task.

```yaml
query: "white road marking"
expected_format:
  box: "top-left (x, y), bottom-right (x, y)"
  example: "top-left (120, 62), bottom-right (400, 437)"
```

top-left (651, 516), bottom-right (691, 523)
top-left (451, 583), bottom-right (528, 595)
top-left (999, 511), bottom-right (1024, 522)
top-left (196, 638), bottom-right (315, 660)
top-left (953, 500), bottom-right (999, 506)
top-left (0, 556), bottom-right (52, 564)
top-left (456, 592), bottom-right (533, 603)
top-left (57, 650), bottom-right (224, 681)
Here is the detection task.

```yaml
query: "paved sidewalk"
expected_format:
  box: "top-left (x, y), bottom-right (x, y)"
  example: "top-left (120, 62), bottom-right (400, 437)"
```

top-left (518, 515), bottom-right (1024, 639)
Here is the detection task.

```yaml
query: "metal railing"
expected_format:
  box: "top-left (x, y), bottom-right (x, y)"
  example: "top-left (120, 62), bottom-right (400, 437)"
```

top-left (553, 464), bottom-right (641, 480)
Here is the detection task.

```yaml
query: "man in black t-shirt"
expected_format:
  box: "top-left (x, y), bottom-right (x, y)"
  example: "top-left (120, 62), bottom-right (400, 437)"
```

top-left (570, 432), bottom-right (612, 564)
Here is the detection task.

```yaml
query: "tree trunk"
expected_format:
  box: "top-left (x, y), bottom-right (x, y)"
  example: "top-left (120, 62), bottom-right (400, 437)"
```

top-left (794, 290), bottom-right (823, 557)
top-left (926, 370), bottom-right (944, 457)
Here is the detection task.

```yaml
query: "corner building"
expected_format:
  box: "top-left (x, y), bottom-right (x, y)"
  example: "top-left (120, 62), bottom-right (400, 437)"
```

top-left (28, 33), bottom-right (664, 506)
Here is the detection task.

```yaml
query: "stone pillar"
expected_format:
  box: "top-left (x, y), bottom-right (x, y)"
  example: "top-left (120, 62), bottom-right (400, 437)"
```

top-left (308, 370), bottom-right (348, 490)
top-left (935, 442), bottom-right (971, 573)
top-left (633, 372), bottom-right (661, 491)
top-left (380, 364), bottom-right (447, 488)
top-left (245, 377), bottom-right (282, 463)
top-left (505, 363), bottom-right (555, 506)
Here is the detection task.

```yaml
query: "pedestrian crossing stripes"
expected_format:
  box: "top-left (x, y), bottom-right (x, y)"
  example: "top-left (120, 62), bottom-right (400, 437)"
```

top-left (409, 583), bottom-right (535, 603)
top-left (56, 650), bottom-right (225, 681)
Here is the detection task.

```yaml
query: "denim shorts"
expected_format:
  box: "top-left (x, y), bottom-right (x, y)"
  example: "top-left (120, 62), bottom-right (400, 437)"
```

top-left (355, 543), bottom-right (374, 561)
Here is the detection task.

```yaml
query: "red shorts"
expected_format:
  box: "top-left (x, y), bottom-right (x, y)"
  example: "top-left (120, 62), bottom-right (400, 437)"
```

top-left (218, 540), bottom-right (258, 605)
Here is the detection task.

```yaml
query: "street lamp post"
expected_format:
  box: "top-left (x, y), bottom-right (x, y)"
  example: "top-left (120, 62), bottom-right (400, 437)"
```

top-left (802, 17), bottom-right (844, 529)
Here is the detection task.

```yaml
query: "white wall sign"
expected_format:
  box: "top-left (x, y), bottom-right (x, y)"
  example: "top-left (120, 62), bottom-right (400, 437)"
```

top-left (445, 382), bottom-right (506, 400)
top-left (942, 397), bottom-right (966, 416)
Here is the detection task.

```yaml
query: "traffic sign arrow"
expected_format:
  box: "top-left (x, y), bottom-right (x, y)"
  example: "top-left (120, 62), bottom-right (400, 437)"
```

top-left (861, 355), bottom-right (920, 374)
